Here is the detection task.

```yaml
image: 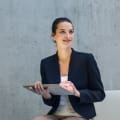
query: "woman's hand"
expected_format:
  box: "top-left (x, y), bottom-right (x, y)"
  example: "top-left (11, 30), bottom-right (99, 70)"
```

top-left (34, 81), bottom-right (52, 99)
top-left (59, 81), bottom-right (80, 97)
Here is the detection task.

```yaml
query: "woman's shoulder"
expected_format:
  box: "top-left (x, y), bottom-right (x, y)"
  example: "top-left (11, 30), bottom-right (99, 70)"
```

top-left (73, 50), bottom-right (97, 65)
top-left (73, 49), bottom-right (94, 58)
top-left (41, 54), bottom-right (57, 63)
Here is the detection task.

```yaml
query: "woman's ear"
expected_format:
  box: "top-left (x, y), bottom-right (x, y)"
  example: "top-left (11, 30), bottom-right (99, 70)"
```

top-left (51, 33), bottom-right (56, 42)
top-left (51, 33), bottom-right (55, 37)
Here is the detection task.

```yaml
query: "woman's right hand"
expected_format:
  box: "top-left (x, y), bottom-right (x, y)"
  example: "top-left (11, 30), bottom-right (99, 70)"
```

top-left (34, 81), bottom-right (52, 99)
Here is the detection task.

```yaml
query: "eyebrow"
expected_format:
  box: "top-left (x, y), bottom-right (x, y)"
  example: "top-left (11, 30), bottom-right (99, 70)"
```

top-left (59, 29), bottom-right (73, 31)
top-left (59, 29), bottom-right (65, 31)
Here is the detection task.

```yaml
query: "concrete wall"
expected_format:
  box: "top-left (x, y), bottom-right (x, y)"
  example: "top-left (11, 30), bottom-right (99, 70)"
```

top-left (0, 0), bottom-right (120, 119)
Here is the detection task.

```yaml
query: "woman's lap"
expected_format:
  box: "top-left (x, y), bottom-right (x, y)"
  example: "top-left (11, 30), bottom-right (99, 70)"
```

top-left (33, 115), bottom-right (88, 120)
top-left (62, 116), bottom-right (87, 120)
top-left (33, 115), bottom-right (58, 120)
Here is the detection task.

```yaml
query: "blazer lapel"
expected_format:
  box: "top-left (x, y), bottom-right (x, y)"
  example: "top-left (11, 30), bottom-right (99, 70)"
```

top-left (68, 49), bottom-right (76, 82)
top-left (52, 53), bottom-right (61, 83)
top-left (52, 49), bottom-right (76, 83)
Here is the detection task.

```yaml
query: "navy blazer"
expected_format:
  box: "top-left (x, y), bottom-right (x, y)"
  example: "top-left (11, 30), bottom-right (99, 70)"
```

top-left (40, 49), bottom-right (105, 119)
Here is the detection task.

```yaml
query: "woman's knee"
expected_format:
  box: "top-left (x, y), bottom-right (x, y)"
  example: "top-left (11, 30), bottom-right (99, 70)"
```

top-left (33, 115), bottom-right (47, 120)
top-left (33, 115), bottom-right (57, 120)
top-left (62, 116), bottom-right (87, 120)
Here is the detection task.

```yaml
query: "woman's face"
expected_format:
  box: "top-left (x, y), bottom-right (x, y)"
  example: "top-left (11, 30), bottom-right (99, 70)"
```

top-left (52, 21), bottom-right (74, 49)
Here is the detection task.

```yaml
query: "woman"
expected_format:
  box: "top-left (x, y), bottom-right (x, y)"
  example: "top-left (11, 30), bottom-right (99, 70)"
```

top-left (33, 17), bottom-right (105, 120)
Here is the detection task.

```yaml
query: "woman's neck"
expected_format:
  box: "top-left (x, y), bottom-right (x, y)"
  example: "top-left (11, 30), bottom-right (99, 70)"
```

top-left (57, 48), bottom-right (72, 62)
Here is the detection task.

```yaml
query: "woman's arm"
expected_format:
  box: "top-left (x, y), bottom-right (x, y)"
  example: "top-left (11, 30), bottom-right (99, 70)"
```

top-left (79, 54), bottom-right (105, 103)
top-left (40, 60), bottom-right (59, 106)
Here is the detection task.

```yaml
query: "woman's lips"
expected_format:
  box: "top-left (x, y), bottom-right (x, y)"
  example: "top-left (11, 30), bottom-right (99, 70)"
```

top-left (63, 40), bottom-right (71, 42)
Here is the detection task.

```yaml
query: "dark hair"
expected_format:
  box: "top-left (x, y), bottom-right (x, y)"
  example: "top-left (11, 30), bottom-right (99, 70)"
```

top-left (52, 17), bottom-right (73, 34)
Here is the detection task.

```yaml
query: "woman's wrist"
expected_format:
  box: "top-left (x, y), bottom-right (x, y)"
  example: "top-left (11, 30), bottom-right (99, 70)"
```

top-left (43, 93), bottom-right (52, 99)
top-left (74, 90), bottom-right (80, 97)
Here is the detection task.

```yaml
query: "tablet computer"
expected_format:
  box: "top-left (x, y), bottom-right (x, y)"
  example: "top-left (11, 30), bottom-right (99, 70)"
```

top-left (23, 84), bottom-right (73, 95)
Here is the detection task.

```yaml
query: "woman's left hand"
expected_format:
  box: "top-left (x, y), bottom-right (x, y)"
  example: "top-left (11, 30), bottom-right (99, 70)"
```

top-left (59, 81), bottom-right (80, 97)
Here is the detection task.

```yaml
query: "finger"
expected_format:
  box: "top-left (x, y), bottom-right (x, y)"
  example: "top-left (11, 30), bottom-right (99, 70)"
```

top-left (35, 85), bottom-right (40, 93)
top-left (59, 82), bottom-right (67, 87)
top-left (66, 81), bottom-right (75, 87)
top-left (41, 88), bottom-right (50, 97)
top-left (61, 81), bottom-right (73, 87)
top-left (28, 87), bottom-right (33, 90)
top-left (38, 83), bottom-right (48, 95)
top-left (34, 81), bottom-right (40, 89)
top-left (34, 81), bottom-right (43, 93)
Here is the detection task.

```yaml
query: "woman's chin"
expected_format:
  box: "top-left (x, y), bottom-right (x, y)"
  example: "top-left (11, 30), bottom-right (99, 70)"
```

top-left (63, 42), bottom-right (72, 47)
top-left (57, 43), bottom-right (72, 49)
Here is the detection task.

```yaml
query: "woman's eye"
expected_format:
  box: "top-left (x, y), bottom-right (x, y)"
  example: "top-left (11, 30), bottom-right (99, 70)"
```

top-left (59, 30), bottom-right (74, 34)
top-left (60, 30), bottom-right (65, 33)
top-left (69, 30), bottom-right (74, 34)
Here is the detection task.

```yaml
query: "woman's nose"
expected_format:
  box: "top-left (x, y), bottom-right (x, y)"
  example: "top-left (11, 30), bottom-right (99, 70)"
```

top-left (65, 32), bottom-right (70, 38)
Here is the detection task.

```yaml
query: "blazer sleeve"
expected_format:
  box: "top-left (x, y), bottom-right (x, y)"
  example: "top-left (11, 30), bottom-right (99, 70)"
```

top-left (79, 54), bottom-right (105, 103)
top-left (40, 60), bottom-right (59, 107)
